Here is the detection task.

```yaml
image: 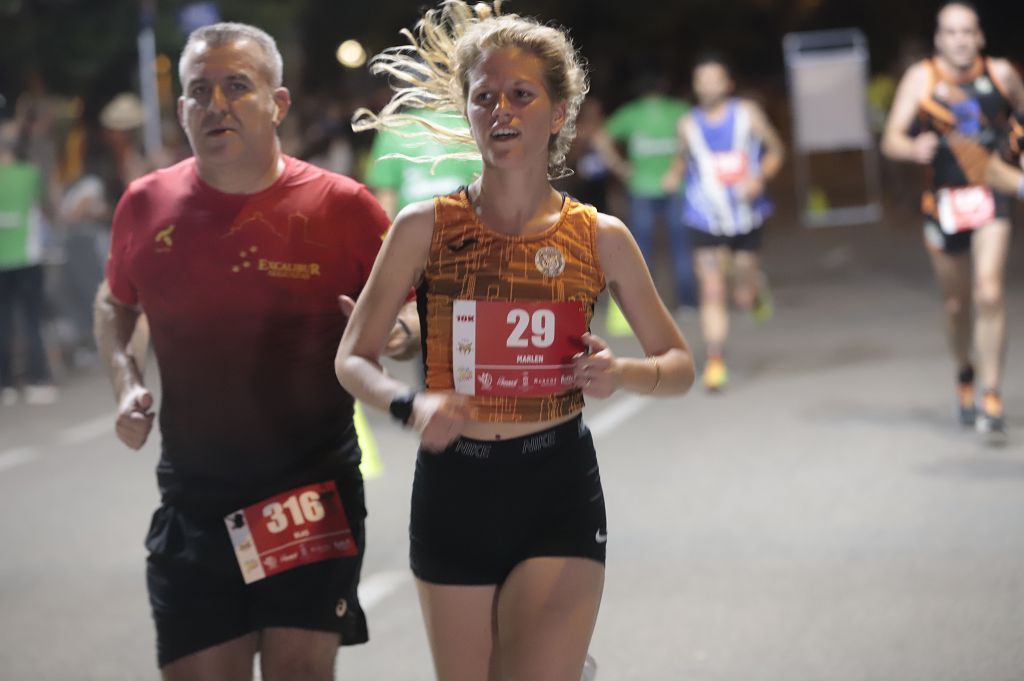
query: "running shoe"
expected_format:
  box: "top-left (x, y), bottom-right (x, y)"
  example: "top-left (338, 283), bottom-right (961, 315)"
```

top-left (956, 380), bottom-right (976, 427)
top-left (702, 357), bottom-right (728, 392)
top-left (976, 390), bottom-right (1005, 436)
top-left (581, 653), bottom-right (598, 681)
top-left (751, 273), bottom-right (774, 324)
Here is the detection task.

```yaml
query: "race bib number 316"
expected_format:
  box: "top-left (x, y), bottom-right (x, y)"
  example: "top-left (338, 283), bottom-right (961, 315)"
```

top-left (225, 481), bottom-right (358, 585)
top-left (453, 300), bottom-right (586, 396)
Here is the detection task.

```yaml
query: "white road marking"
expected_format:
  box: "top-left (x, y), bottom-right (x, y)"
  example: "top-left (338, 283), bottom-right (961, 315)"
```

top-left (0, 447), bottom-right (39, 473)
top-left (56, 414), bottom-right (113, 446)
top-left (588, 394), bottom-right (649, 438)
top-left (357, 569), bottom-right (410, 610)
top-left (1, 413), bottom-right (114, 475)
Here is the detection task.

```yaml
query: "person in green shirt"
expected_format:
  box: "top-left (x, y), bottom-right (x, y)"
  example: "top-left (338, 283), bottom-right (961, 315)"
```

top-left (0, 119), bottom-right (57, 405)
top-left (595, 74), bottom-right (696, 307)
top-left (364, 107), bottom-right (481, 218)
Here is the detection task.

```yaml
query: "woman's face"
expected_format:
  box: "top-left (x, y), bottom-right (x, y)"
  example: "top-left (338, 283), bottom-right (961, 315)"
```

top-left (465, 46), bottom-right (567, 171)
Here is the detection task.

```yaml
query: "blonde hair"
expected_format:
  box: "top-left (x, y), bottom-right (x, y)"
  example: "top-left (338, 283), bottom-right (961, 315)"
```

top-left (353, 1), bottom-right (588, 178)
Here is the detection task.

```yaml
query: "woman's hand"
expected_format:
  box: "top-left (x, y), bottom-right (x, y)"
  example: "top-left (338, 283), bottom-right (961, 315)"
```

top-left (412, 391), bottom-right (471, 453)
top-left (573, 333), bottom-right (620, 398)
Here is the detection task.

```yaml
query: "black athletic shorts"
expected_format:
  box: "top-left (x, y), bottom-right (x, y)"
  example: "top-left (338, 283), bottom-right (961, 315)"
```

top-left (923, 193), bottom-right (1011, 254)
top-left (688, 225), bottom-right (763, 252)
top-left (145, 472), bottom-right (368, 668)
top-left (410, 414), bottom-right (607, 586)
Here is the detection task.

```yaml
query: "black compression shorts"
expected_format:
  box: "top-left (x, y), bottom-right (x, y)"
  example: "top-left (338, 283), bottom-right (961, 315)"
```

top-left (410, 415), bottom-right (607, 585)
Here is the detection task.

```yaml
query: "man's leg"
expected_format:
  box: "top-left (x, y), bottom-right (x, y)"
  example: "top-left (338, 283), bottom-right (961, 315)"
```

top-left (925, 239), bottom-right (973, 421)
top-left (0, 269), bottom-right (16, 393)
top-left (664, 193), bottom-right (698, 307)
top-left (628, 195), bottom-right (657, 272)
top-left (161, 634), bottom-right (257, 681)
top-left (17, 265), bottom-right (56, 398)
top-left (260, 628), bottom-right (341, 681)
top-left (694, 245), bottom-right (731, 390)
top-left (731, 249), bottom-right (762, 311)
top-left (971, 219), bottom-right (1011, 392)
top-left (971, 218), bottom-right (1011, 431)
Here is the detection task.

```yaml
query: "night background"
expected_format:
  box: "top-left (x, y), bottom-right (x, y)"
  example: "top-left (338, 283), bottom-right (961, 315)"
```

top-left (3, 0), bottom-right (1023, 119)
top-left (3, 2), bottom-right (1024, 680)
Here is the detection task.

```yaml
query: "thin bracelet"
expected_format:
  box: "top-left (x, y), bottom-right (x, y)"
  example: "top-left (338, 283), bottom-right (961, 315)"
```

top-left (647, 356), bottom-right (661, 394)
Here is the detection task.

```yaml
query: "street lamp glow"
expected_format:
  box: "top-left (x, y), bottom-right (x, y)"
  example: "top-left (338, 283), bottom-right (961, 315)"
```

top-left (336, 40), bottom-right (367, 69)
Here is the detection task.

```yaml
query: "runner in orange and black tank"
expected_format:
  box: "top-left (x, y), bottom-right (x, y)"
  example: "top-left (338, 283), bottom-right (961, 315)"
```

top-left (336, 3), bottom-right (695, 679)
top-left (883, 1), bottom-right (1024, 439)
top-left (916, 55), bottom-right (1012, 253)
top-left (984, 111), bottom-right (1024, 199)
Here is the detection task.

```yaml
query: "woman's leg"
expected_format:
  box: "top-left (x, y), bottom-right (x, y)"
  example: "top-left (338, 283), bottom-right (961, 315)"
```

top-left (416, 580), bottom-right (501, 681)
top-left (495, 557), bottom-right (604, 681)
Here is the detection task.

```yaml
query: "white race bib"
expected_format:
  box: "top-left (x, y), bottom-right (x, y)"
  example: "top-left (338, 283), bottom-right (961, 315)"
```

top-left (936, 186), bottom-right (996, 235)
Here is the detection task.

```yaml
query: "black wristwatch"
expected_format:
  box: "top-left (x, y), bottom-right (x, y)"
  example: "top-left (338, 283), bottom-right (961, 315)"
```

top-left (388, 391), bottom-right (417, 427)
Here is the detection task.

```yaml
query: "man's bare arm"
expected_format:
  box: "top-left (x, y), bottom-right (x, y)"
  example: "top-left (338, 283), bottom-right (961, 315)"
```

top-left (94, 280), bottom-right (154, 450)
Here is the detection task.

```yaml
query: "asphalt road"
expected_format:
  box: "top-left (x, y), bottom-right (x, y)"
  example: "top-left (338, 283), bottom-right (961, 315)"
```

top-left (1, 216), bottom-right (1022, 681)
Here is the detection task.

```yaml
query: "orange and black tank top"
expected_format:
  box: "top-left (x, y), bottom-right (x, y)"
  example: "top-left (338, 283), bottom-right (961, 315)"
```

top-left (916, 57), bottom-right (1013, 203)
top-left (419, 189), bottom-right (606, 422)
top-left (1001, 112), bottom-right (1024, 166)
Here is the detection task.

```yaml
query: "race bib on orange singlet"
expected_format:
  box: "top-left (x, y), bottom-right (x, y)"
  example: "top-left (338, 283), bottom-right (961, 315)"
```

top-left (452, 300), bottom-right (586, 397)
top-left (936, 186), bottom-right (996, 235)
top-left (712, 151), bottom-right (749, 186)
top-left (225, 481), bottom-right (358, 585)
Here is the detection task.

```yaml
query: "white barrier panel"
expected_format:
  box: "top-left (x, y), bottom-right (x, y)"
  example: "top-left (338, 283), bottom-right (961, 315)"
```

top-left (784, 29), bottom-right (883, 227)
top-left (790, 52), bottom-right (872, 152)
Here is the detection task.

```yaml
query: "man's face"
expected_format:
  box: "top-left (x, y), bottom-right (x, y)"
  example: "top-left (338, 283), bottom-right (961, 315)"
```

top-left (934, 4), bottom-right (984, 70)
top-left (177, 39), bottom-right (289, 168)
top-left (693, 62), bottom-right (733, 108)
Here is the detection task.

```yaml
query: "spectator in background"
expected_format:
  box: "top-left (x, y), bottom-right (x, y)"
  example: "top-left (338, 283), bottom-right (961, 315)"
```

top-left (662, 54), bottom-right (785, 392)
top-left (560, 97), bottom-right (611, 213)
top-left (0, 119), bottom-right (58, 405)
top-left (593, 72), bottom-right (697, 309)
top-left (882, 1), bottom-right (1024, 438)
top-left (363, 107), bottom-right (481, 219)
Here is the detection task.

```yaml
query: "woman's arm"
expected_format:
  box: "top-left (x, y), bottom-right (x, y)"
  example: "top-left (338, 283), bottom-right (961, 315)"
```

top-left (577, 213), bottom-right (695, 397)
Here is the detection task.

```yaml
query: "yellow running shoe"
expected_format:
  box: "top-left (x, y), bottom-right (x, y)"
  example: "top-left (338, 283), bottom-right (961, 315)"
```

top-left (702, 357), bottom-right (728, 392)
top-left (751, 273), bottom-right (774, 324)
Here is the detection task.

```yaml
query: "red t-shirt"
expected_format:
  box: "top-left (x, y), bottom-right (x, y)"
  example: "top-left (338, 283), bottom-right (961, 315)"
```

top-left (108, 156), bottom-right (389, 512)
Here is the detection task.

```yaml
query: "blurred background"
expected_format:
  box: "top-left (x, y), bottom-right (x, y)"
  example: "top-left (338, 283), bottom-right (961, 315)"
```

top-left (1, 1), bottom-right (1023, 680)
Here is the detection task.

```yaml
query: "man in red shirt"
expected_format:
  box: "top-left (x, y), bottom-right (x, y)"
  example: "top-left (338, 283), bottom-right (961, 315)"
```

top-left (94, 22), bottom-right (412, 680)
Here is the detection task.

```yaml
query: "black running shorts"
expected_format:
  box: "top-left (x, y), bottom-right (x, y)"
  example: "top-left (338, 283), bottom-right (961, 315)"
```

top-left (923, 194), bottom-right (1011, 255)
top-left (145, 473), bottom-right (368, 668)
top-left (410, 415), bottom-right (607, 585)
top-left (687, 225), bottom-right (763, 252)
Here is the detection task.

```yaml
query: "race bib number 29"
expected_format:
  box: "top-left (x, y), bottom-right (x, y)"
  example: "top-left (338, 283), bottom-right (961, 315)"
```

top-left (452, 300), bottom-right (586, 396)
top-left (225, 481), bottom-right (358, 585)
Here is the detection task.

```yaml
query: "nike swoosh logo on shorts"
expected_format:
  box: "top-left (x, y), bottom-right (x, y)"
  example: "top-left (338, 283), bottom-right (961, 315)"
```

top-left (595, 529), bottom-right (608, 544)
